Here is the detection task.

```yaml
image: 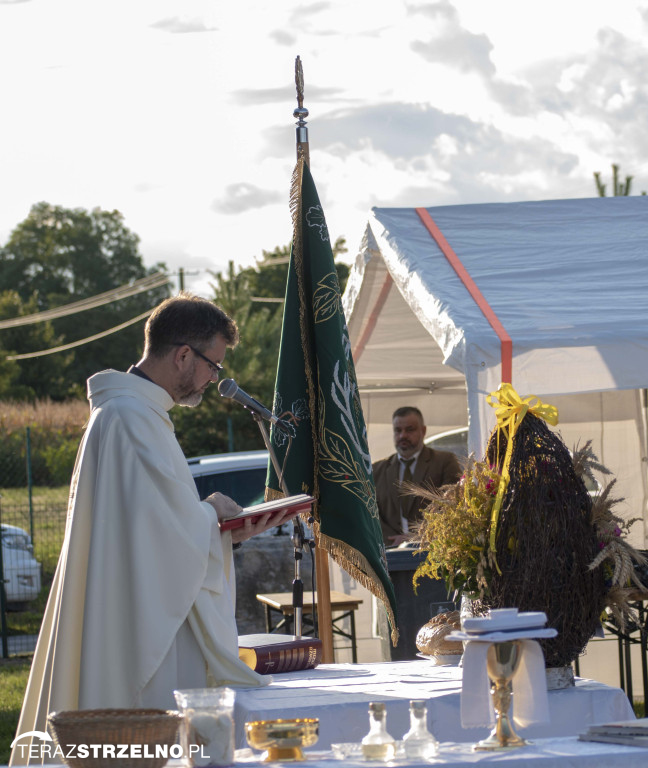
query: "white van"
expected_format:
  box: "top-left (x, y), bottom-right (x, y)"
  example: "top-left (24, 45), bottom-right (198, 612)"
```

top-left (187, 449), bottom-right (269, 508)
top-left (1, 524), bottom-right (42, 609)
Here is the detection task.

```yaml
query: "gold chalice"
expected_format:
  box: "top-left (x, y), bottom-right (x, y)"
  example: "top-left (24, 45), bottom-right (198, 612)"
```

top-left (474, 640), bottom-right (529, 751)
top-left (245, 718), bottom-right (319, 762)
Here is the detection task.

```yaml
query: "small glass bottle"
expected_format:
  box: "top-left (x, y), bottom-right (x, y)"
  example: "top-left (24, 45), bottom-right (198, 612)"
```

top-left (361, 702), bottom-right (396, 761)
top-left (402, 700), bottom-right (438, 759)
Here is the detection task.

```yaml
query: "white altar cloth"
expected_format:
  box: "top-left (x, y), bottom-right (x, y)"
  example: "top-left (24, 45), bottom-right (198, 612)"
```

top-left (233, 661), bottom-right (635, 750)
top-left (6, 738), bottom-right (648, 768)
top-left (234, 736), bottom-right (648, 768)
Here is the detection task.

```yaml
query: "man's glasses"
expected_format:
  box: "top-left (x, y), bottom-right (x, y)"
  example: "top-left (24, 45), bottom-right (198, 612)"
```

top-left (174, 343), bottom-right (224, 378)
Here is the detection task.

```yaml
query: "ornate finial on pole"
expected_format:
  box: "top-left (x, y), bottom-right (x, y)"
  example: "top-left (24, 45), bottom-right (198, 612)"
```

top-left (294, 55), bottom-right (310, 166)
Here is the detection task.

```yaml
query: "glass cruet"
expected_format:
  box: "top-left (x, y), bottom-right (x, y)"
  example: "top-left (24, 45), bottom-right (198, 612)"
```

top-left (361, 701), bottom-right (396, 761)
top-left (402, 699), bottom-right (439, 759)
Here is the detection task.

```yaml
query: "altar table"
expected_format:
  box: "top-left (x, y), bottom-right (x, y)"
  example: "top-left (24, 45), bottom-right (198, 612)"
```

top-left (233, 660), bottom-right (635, 751)
top-left (11, 738), bottom-right (648, 768)
top-left (234, 736), bottom-right (648, 767)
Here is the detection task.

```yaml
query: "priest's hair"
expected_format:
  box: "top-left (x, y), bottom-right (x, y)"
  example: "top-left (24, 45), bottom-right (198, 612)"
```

top-left (144, 292), bottom-right (239, 357)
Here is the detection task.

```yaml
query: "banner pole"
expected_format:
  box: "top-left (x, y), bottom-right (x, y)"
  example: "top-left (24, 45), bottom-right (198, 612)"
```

top-left (315, 546), bottom-right (334, 663)
top-left (294, 55), bottom-right (334, 661)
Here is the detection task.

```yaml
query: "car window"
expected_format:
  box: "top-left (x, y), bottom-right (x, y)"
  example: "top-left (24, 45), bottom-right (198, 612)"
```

top-left (1, 527), bottom-right (33, 552)
top-left (425, 430), bottom-right (468, 458)
top-left (193, 467), bottom-right (267, 508)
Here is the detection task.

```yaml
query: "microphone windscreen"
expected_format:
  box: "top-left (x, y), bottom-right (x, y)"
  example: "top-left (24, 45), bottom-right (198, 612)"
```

top-left (218, 378), bottom-right (238, 398)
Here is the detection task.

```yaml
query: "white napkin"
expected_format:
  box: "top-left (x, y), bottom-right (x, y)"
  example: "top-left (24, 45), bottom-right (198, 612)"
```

top-left (460, 641), bottom-right (493, 727)
top-left (513, 640), bottom-right (549, 727)
top-left (460, 639), bottom-right (549, 729)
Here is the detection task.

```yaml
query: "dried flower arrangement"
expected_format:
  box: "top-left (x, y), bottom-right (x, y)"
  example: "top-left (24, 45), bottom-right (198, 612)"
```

top-left (413, 385), bottom-right (647, 668)
top-left (574, 442), bottom-right (647, 629)
top-left (413, 458), bottom-right (501, 599)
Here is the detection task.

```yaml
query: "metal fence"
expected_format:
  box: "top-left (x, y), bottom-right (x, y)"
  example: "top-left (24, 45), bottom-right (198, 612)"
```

top-left (0, 427), bottom-right (67, 657)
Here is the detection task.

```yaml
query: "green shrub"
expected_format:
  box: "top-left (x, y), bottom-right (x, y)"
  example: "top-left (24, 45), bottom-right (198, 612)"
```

top-left (42, 439), bottom-right (78, 486)
top-left (0, 432), bottom-right (26, 487)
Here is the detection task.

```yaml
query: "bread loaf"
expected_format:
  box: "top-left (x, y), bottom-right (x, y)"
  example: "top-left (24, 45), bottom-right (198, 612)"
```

top-left (416, 610), bottom-right (462, 656)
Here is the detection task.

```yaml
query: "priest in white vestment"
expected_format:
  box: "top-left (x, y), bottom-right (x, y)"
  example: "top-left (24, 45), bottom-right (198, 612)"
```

top-left (11, 294), bottom-right (295, 766)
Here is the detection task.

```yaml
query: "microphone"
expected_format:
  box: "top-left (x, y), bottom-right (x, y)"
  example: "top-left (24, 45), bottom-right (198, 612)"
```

top-left (218, 378), bottom-right (291, 434)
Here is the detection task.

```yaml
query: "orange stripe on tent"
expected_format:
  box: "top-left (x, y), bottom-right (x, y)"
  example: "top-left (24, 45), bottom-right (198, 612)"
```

top-left (352, 271), bottom-right (393, 364)
top-left (415, 207), bottom-right (513, 384)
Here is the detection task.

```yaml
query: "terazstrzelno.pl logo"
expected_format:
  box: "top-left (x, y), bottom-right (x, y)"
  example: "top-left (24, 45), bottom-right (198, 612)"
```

top-left (11, 730), bottom-right (208, 761)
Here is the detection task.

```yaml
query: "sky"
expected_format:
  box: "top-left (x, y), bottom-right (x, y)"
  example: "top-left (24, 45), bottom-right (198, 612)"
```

top-left (1, 0), bottom-right (647, 298)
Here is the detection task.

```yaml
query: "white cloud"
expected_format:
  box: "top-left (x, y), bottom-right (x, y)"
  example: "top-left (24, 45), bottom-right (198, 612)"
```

top-left (0, 0), bottom-right (647, 292)
top-left (557, 63), bottom-right (588, 95)
top-left (409, 0), bottom-right (495, 75)
top-left (150, 16), bottom-right (217, 33)
top-left (212, 183), bottom-right (283, 214)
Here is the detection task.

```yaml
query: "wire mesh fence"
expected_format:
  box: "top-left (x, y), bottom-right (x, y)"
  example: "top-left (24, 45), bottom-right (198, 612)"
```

top-left (0, 427), bottom-right (67, 657)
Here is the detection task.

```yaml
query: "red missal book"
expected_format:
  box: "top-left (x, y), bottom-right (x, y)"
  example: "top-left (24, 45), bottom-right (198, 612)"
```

top-left (219, 494), bottom-right (314, 531)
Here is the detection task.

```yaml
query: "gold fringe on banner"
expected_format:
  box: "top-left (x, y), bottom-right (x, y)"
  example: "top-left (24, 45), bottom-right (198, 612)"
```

top-left (317, 526), bottom-right (399, 646)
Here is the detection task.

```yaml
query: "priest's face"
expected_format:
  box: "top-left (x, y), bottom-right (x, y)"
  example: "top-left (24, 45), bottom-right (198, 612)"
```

top-left (393, 412), bottom-right (426, 459)
top-left (175, 335), bottom-right (227, 407)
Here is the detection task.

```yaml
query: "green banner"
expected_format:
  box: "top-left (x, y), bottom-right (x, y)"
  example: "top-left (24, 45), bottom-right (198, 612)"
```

top-left (266, 158), bottom-right (397, 642)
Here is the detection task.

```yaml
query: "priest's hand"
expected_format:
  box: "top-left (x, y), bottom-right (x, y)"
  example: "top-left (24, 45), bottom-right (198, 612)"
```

top-left (230, 507), bottom-right (302, 544)
top-left (204, 492), bottom-right (242, 521)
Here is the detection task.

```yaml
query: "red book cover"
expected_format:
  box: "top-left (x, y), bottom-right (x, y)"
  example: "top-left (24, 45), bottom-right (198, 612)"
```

top-left (220, 494), bottom-right (314, 531)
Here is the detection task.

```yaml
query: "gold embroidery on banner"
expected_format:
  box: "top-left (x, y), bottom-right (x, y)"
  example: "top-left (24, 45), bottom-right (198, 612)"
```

top-left (317, 393), bottom-right (379, 520)
top-left (313, 273), bottom-right (342, 324)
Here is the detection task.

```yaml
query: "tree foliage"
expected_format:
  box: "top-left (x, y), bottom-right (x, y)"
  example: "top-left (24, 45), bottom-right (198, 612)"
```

top-left (240, 236), bottom-right (349, 318)
top-left (0, 199), bottom-right (353, 462)
top-left (0, 203), bottom-right (170, 397)
top-left (594, 163), bottom-right (646, 196)
top-left (0, 291), bottom-right (70, 400)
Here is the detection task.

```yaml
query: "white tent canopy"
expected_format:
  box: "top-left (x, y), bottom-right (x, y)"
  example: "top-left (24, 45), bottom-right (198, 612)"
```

top-left (343, 196), bottom-right (648, 546)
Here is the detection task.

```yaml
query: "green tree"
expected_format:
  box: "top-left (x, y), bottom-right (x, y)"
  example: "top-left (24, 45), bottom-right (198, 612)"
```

top-left (594, 164), bottom-right (646, 196)
top-left (0, 291), bottom-right (70, 399)
top-left (0, 203), bottom-right (171, 396)
top-left (242, 237), bottom-right (350, 319)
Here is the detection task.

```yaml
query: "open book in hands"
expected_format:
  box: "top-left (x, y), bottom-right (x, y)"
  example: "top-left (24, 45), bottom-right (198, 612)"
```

top-left (219, 494), bottom-right (314, 531)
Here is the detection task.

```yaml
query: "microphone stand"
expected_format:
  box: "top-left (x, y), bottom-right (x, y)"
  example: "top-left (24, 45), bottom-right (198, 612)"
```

top-left (252, 414), bottom-right (308, 638)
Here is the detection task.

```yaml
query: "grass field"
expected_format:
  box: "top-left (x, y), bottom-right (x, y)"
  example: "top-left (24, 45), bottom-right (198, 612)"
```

top-left (1, 485), bottom-right (69, 507)
top-left (0, 656), bottom-right (32, 764)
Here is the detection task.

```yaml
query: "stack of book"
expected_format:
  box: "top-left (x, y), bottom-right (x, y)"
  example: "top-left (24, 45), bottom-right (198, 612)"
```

top-left (579, 718), bottom-right (648, 747)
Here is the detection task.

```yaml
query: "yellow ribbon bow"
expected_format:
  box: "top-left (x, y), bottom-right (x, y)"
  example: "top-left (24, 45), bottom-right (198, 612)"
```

top-left (486, 384), bottom-right (559, 567)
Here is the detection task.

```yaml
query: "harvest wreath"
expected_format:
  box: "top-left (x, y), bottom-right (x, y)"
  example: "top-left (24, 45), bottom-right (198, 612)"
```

top-left (412, 384), bottom-right (647, 669)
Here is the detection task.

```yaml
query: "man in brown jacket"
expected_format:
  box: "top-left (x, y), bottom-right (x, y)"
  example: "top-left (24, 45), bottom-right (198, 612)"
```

top-left (373, 406), bottom-right (462, 546)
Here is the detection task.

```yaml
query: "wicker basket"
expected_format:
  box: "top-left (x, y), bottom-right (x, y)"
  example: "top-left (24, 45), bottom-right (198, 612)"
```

top-left (47, 709), bottom-right (182, 768)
